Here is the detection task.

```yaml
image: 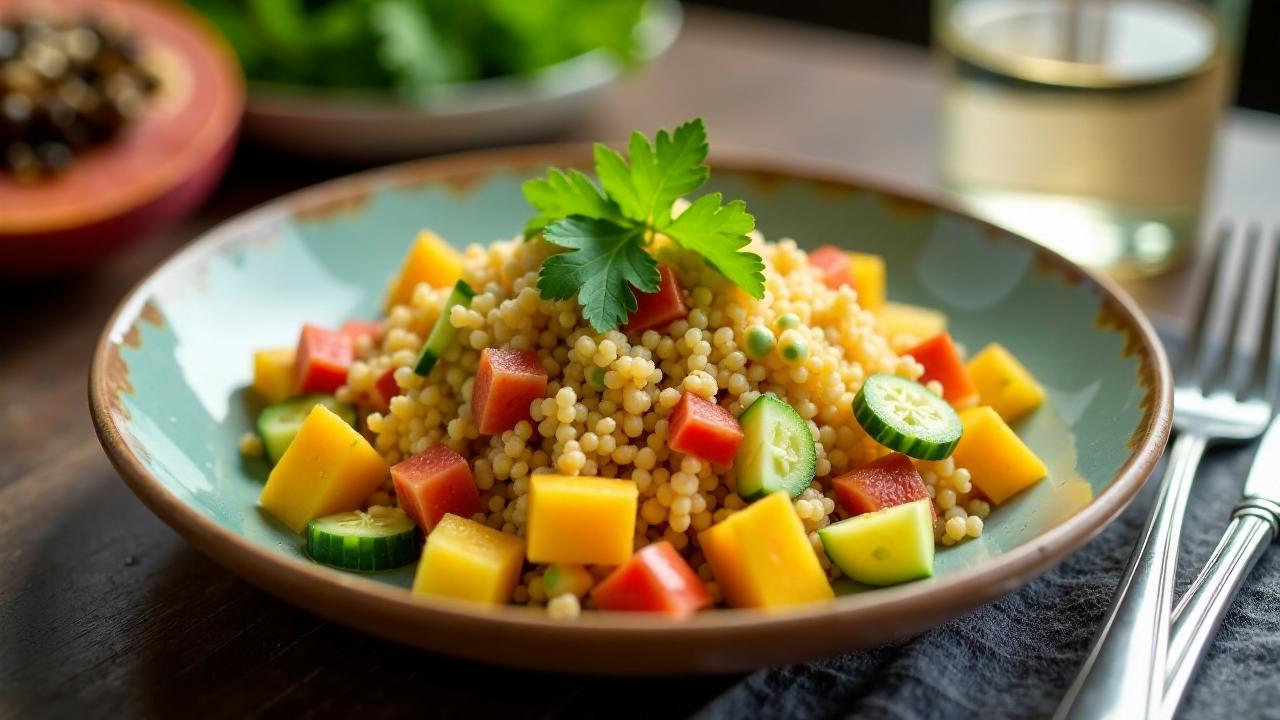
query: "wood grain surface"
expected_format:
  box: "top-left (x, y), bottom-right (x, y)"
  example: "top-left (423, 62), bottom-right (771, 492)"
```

top-left (3, 7), bottom-right (1279, 718)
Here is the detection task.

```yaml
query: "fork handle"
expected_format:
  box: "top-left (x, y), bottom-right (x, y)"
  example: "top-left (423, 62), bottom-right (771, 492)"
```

top-left (1162, 502), bottom-right (1279, 719)
top-left (1055, 432), bottom-right (1208, 720)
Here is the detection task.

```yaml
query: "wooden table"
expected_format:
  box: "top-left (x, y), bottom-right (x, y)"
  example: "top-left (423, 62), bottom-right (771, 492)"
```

top-left (4, 8), bottom-right (1279, 717)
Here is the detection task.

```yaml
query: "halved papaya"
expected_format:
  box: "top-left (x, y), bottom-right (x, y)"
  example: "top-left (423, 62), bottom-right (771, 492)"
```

top-left (0, 0), bottom-right (243, 274)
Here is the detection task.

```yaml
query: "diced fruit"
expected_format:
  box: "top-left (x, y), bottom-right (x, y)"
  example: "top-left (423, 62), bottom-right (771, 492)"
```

top-left (810, 245), bottom-right (855, 289)
top-left (306, 507), bottom-right (418, 572)
top-left (542, 564), bottom-right (596, 598)
top-left (412, 514), bottom-right (525, 605)
top-left (735, 394), bottom-right (817, 499)
top-left (966, 343), bottom-right (1046, 422)
top-left (819, 499), bottom-right (935, 586)
top-left (371, 368), bottom-right (400, 411)
top-left (853, 374), bottom-right (962, 461)
top-left (698, 492), bottom-right (834, 609)
top-left (623, 264), bottom-right (688, 333)
top-left (526, 474), bottom-right (638, 566)
top-left (257, 394), bottom-right (357, 464)
top-left (952, 406), bottom-right (1048, 504)
top-left (903, 332), bottom-right (978, 406)
top-left (833, 452), bottom-right (935, 521)
top-left (809, 246), bottom-right (886, 311)
top-left (668, 392), bottom-right (744, 467)
top-left (295, 324), bottom-right (354, 395)
top-left (340, 320), bottom-right (381, 345)
top-left (252, 348), bottom-right (296, 405)
top-left (877, 302), bottom-right (947, 348)
top-left (472, 347), bottom-right (548, 435)
top-left (849, 252), bottom-right (886, 311)
top-left (260, 405), bottom-right (389, 533)
top-left (414, 279), bottom-right (476, 376)
top-left (385, 230), bottom-right (464, 310)
top-left (391, 445), bottom-right (481, 532)
top-left (592, 541), bottom-right (711, 617)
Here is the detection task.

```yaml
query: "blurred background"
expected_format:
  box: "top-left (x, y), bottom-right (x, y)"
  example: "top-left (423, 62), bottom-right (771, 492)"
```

top-left (3, 0), bottom-right (1276, 291)
top-left (3, 0), bottom-right (1277, 286)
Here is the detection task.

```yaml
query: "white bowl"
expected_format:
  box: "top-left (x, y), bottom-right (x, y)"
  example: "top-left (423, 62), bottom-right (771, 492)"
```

top-left (242, 0), bottom-right (681, 160)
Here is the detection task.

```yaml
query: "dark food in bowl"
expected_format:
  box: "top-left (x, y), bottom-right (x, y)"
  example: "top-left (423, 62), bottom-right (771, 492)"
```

top-left (0, 15), bottom-right (158, 183)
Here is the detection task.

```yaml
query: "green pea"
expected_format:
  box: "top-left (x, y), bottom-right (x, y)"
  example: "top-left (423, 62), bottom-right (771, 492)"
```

top-left (775, 313), bottom-right (801, 332)
top-left (778, 329), bottom-right (809, 365)
top-left (745, 325), bottom-right (776, 360)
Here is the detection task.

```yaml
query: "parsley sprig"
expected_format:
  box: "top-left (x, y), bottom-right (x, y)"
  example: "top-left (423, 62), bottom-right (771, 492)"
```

top-left (523, 118), bottom-right (765, 332)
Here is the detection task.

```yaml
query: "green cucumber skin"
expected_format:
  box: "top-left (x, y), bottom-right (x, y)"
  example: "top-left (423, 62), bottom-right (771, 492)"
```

top-left (258, 394), bottom-right (356, 464)
top-left (735, 395), bottom-right (817, 501)
top-left (306, 522), bottom-right (418, 573)
top-left (414, 280), bottom-right (475, 376)
top-left (852, 375), bottom-right (962, 461)
top-left (852, 392), bottom-right (958, 461)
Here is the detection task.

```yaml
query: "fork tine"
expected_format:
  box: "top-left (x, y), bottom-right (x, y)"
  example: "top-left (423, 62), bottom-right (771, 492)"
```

top-left (1241, 228), bottom-right (1280, 409)
top-left (1226, 225), bottom-right (1274, 399)
top-left (1193, 225), bottom-right (1251, 394)
top-left (1179, 223), bottom-right (1232, 377)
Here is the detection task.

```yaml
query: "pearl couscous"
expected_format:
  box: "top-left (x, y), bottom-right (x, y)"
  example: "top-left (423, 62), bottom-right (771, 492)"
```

top-left (249, 119), bottom-right (1049, 616)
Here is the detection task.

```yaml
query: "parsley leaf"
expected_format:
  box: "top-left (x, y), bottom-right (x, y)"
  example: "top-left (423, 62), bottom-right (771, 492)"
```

top-left (538, 217), bottom-right (660, 332)
top-left (527, 117), bottom-right (765, 331)
top-left (522, 168), bottom-right (622, 236)
top-left (596, 118), bottom-right (709, 228)
top-left (664, 193), bottom-right (765, 299)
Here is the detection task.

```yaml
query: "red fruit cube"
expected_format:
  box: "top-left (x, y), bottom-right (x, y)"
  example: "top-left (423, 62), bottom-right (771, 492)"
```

top-left (810, 245), bottom-right (854, 290)
top-left (668, 392), bottom-right (744, 467)
top-left (592, 541), bottom-right (712, 617)
top-left (295, 324), bottom-right (354, 394)
top-left (391, 444), bottom-right (481, 532)
top-left (833, 452), bottom-right (935, 520)
top-left (472, 347), bottom-right (548, 435)
top-left (904, 332), bottom-right (979, 406)
top-left (370, 368), bottom-right (400, 411)
top-left (340, 320), bottom-right (382, 345)
top-left (623, 264), bottom-right (688, 334)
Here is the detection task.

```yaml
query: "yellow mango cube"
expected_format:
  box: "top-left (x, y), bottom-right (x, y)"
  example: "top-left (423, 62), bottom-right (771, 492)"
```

top-left (966, 343), bottom-right (1046, 422)
top-left (849, 252), bottom-right (886, 311)
top-left (876, 302), bottom-right (948, 351)
top-left (252, 348), bottom-right (297, 404)
top-left (698, 492), bottom-right (834, 609)
top-left (526, 474), bottom-right (638, 566)
top-left (385, 230), bottom-right (464, 310)
top-left (260, 405), bottom-right (389, 532)
top-left (413, 514), bottom-right (526, 605)
top-left (953, 406), bottom-right (1048, 505)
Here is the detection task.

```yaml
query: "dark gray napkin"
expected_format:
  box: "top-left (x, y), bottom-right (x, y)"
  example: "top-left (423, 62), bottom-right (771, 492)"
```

top-left (691, 428), bottom-right (1280, 720)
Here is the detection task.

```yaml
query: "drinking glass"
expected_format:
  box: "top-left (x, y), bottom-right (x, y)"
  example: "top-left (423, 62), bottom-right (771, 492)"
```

top-left (934, 0), bottom-right (1251, 277)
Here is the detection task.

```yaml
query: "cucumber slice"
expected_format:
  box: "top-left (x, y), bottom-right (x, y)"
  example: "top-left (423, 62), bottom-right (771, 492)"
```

top-left (414, 280), bottom-right (475, 376)
top-left (306, 508), bottom-right (419, 572)
top-left (258, 394), bottom-right (357, 464)
top-left (853, 374), bottom-right (962, 461)
top-left (735, 394), bottom-right (817, 500)
top-left (818, 499), bottom-right (934, 586)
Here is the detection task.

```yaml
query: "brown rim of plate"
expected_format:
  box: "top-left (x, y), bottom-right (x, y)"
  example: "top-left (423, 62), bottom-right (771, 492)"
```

top-left (88, 144), bottom-right (1174, 649)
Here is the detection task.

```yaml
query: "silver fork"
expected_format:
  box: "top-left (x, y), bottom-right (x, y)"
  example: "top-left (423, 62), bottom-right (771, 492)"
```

top-left (1162, 228), bottom-right (1280, 719)
top-left (1056, 225), bottom-right (1277, 720)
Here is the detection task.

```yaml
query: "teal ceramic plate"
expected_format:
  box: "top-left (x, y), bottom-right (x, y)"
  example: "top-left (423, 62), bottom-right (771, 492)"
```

top-left (90, 146), bottom-right (1172, 674)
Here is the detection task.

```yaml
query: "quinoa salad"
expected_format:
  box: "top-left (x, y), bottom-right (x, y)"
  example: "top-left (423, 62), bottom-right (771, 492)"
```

top-left (244, 119), bottom-right (1050, 618)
